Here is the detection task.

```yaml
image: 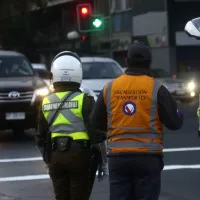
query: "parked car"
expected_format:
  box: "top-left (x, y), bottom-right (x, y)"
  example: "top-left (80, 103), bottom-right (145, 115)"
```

top-left (32, 63), bottom-right (51, 86)
top-left (0, 51), bottom-right (50, 135)
top-left (80, 57), bottom-right (124, 96)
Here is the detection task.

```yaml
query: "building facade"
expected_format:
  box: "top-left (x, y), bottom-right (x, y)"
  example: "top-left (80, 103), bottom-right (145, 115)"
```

top-left (95, 0), bottom-right (200, 74)
top-left (1, 0), bottom-right (200, 72)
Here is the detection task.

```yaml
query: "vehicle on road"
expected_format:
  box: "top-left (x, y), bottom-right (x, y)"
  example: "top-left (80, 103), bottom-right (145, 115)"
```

top-left (80, 57), bottom-right (124, 96)
top-left (0, 51), bottom-right (50, 135)
top-left (150, 68), bottom-right (197, 102)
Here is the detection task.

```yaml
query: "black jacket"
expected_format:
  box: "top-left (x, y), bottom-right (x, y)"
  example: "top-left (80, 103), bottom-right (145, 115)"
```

top-left (35, 89), bottom-right (106, 147)
top-left (90, 68), bottom-right (183, 154)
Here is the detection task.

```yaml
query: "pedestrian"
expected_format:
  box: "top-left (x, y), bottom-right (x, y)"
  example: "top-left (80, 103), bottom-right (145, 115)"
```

top-left (35, 51), bottom-right (106, 200)
top-left (90, 42), bottom-right (183, 200)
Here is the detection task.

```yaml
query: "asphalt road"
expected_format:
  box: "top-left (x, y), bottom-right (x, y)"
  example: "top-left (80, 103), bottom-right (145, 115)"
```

top-left (0, 100), bottom-right (200, 200)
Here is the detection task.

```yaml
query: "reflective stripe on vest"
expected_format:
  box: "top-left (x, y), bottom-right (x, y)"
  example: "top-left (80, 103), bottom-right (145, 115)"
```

top-left (104, 76), bottom-right (163, 153)
top-left (42, 91), bottom-right (89, 140)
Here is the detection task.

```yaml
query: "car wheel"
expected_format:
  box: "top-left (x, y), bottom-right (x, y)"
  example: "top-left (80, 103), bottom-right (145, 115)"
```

top-left (12, 128), bottom-right (25, 135)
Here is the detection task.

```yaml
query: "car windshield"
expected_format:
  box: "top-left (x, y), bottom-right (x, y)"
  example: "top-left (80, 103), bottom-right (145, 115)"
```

top-left (150, 69), bottom-right (170, 78)
top-left (82, 62), bottom-right (123, 79)
top-left (0, 56), bottom-right (34, 77)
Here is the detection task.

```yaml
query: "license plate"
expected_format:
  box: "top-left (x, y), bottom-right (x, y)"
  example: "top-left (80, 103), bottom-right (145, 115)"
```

top-left (6, 112), bottom-right (25, 120)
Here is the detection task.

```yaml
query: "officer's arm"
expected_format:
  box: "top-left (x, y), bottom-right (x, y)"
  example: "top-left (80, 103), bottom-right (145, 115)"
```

top-left (35, 102), bottom-right (48, 147)
top-left (157, 85), bottom-right (183, 130)
top-left (82, 93), bottom-right (106, 144)
top-left (90, 90), bottom-right (107, 132)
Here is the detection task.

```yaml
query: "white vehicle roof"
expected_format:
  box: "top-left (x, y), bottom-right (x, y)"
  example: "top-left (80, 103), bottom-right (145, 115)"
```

top-left (80, 57), bottom-right (117, 63)
top-left (32, 63), bottom-right (47, 70)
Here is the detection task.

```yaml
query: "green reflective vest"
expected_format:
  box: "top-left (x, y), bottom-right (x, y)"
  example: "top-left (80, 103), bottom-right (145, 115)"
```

top-left (42, 91), bottom-right (89, 140)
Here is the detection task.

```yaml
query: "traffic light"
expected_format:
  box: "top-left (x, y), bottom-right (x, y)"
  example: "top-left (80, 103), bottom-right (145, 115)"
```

top-left (91, 16), bottom-right (103, 29)
top-left (81, 7), bottom-right (89, 15)
top-left (76, 3), bottom-right (103, 32)
top-left (81, 35), bottom-right (86, 41)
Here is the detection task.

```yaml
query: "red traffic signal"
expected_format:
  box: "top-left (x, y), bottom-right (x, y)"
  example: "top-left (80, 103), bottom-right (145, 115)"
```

top-left (77, 4), bottom-right (91, 16)
top-left (81, 7), bottom-right (89, 15)
top-left (81, 35), bottom-right (86, 41)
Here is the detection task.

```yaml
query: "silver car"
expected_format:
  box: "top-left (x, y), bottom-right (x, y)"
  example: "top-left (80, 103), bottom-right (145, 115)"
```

top-left (80, 57), bottom-right (124, 96)
top-left (150, 68), bottom-right (196, 102)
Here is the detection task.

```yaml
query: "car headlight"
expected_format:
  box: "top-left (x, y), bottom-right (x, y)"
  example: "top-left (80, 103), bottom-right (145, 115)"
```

top-left (49, 84), bottom-right (55, 92)
top-left (36, 87), bottom-right (50, 96)
top-left (188, 81), bottom-right (196, 90)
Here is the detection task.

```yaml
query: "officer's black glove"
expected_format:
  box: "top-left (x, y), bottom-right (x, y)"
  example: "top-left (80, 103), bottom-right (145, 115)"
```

top-left (97, 162), bottom-right (108, 182)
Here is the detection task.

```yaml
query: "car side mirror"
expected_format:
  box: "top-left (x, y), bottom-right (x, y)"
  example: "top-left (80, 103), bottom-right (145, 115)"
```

top-left (185, 17), bottom-right (200, 40)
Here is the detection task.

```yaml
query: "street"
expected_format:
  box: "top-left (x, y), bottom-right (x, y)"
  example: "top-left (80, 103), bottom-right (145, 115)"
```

top-left (0, 101), bottom-right (200, 200)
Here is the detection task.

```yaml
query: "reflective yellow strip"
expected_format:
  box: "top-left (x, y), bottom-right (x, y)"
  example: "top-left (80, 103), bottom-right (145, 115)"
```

top-left (55, 91), bottom-right (70, 100)
top-left (51, 132), bottom-right (89, 140)
top-left (42, 97), bottom-right (51, 119)
top-left (71, 93), bottom-right (84, 118)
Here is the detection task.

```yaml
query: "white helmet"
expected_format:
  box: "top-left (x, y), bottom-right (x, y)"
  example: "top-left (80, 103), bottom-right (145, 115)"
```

top-left (51, 51), bottom-right (82, 84)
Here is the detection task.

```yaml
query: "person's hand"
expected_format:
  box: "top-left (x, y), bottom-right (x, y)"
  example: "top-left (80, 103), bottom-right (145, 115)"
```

top-left (97, 162), bottom-right (109, 182)
top-left (45, 164), bottom-right (50, 174)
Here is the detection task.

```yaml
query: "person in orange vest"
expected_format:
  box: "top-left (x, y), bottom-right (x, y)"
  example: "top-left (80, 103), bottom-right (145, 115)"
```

top-left (90, 42), bottom-right (183, 200)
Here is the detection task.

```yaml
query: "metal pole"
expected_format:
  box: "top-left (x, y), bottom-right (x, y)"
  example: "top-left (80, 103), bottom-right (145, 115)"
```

top-left (108, 0), bottom-right (112, 58)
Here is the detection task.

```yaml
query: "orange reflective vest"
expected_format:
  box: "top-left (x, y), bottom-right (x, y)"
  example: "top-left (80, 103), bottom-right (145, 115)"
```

top-left (103, 74), bottom-right (164, 154)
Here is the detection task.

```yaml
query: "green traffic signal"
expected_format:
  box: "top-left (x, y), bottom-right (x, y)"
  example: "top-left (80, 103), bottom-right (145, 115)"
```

top-left (92, 18), bottom-right (102, 28)
top-left (91, 17), bottom-right (103, 29)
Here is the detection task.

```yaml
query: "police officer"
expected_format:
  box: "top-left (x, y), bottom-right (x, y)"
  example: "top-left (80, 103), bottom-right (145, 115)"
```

top-left (90, 42), bottom-right (183, 200)
top-left (35, 51), bottom-right (106, 200)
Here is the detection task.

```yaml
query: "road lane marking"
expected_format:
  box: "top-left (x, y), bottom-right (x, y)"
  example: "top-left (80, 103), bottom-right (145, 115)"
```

top-left (0, 164), bottom-right (200, 182)
top-left (0, 175), bottom-right (49, 182)
top-left (164, 165), bottom-right (200, 170)
top-left (1, 147), bottom-right (200, 163)
top-left (0, 157), bottom-right (42, 162)
top-left (163, 147), bottom-right (200, 152)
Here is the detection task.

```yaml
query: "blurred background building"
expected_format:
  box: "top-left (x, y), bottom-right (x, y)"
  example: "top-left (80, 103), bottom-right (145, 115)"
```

top-left (0, 0), bottom-right (200, 74)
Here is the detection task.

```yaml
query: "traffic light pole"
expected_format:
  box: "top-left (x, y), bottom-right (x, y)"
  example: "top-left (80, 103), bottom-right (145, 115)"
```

top-left (103, 16), bottom-right (113, 58)
top-left (80, 32), bottom-right (92, 55)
